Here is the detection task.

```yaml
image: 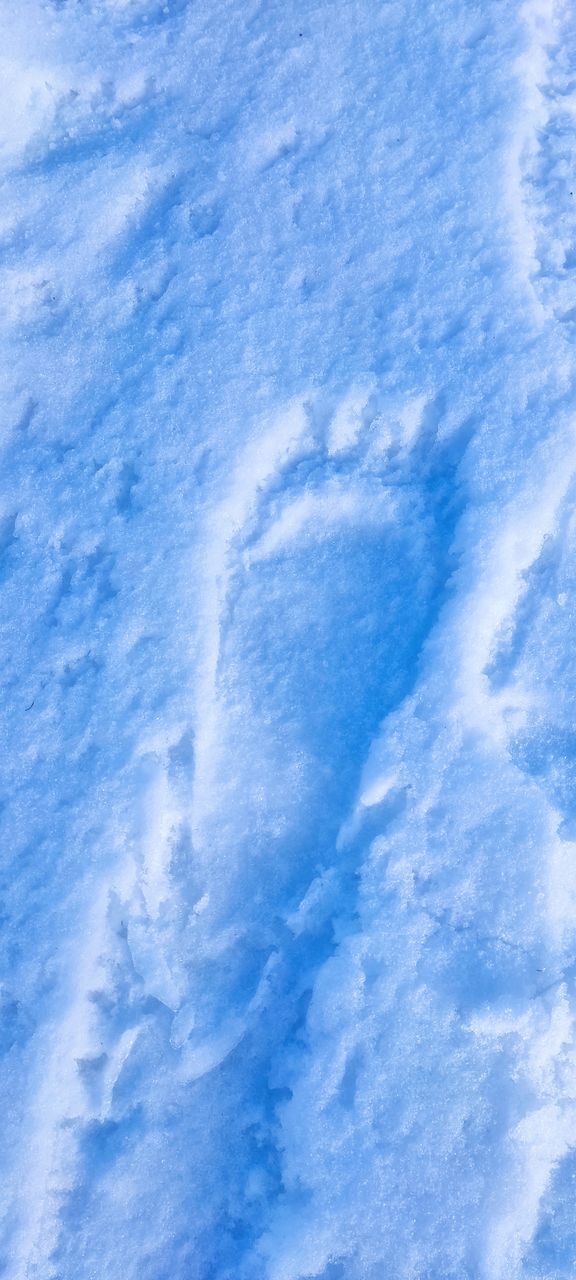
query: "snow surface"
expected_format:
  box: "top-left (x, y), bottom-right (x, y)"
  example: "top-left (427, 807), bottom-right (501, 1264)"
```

top-left (2, 0), bottom-right (576, 1276)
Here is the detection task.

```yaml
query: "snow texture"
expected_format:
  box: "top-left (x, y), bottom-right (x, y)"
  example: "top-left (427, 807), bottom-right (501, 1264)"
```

top-left (2, 0), bottom-right (576, 1276)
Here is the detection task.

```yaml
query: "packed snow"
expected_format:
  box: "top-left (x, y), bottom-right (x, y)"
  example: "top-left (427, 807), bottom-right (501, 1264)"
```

top-left (2, 0), bottom-right (576, 1276)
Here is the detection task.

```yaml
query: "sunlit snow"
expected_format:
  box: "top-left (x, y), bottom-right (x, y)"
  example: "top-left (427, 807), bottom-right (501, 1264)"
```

top-left (2, 0), bottom-right (576, 1277)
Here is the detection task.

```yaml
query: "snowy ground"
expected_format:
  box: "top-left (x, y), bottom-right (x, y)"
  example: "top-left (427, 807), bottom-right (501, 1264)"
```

top-left (2, 0), bottom-right (576, 1276)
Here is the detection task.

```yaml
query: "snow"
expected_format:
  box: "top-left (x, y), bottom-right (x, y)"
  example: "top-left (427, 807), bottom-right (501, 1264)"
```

top-left (2, 0), bottom-right (576, 1276)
